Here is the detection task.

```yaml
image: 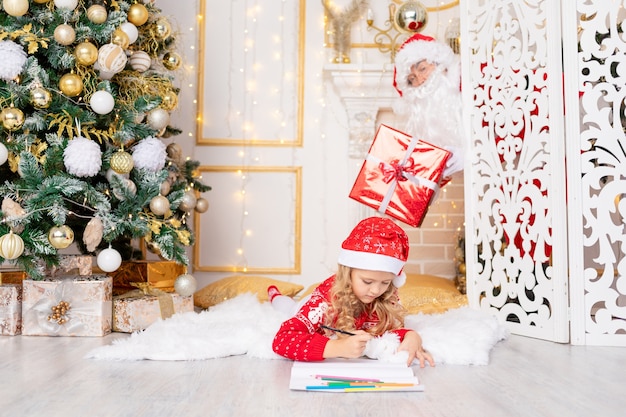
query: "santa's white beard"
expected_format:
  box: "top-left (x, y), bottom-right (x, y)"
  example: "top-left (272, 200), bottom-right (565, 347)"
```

top-left (393, 70), bottom-right (465, 150)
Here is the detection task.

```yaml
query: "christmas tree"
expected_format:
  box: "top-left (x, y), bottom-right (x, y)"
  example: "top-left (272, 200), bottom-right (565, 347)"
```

top-left (0, 0), bottom-right (210, 279)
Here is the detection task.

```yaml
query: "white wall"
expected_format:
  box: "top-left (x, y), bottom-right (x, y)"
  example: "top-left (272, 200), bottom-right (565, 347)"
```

top-left (159, 0), bottom-right (462, 290)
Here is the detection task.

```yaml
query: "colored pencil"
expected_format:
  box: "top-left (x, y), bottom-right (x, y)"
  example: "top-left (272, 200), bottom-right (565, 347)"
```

top-left (320, 324), bottom-right (355, 336)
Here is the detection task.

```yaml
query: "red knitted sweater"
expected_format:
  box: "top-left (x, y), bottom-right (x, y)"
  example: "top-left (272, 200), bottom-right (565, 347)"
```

top-left (271, 276), bottom-right (410, 361)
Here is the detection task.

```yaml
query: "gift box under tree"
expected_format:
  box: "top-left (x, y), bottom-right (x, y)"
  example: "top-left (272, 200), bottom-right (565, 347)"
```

top-left (113, 283), bottom-right (193, 333)
top-left (100, 260), bottom-right (185, 296)
top-left (0, 284), bottom-right (22, 336)
top-left (349, 124), bottom-right (451, 227)
top-left (21, 275), bottom-right (112, 337)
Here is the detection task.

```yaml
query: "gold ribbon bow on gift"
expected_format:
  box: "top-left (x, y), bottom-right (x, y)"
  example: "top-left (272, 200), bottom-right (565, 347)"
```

top-left (117, 282), bottom-right (175, 320)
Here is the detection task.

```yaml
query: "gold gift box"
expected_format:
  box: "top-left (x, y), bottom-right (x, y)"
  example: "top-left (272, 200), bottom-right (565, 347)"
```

top-left (0, 269), bottom-right (27, 285)
top-left (0, 284), bottom-right (22, 336)
top-left (101, 261), bottom-right (185, 295)
top-left (21, 275), bottom-right (112, 337)
top-left (113, 291), bottom-right (193, 333)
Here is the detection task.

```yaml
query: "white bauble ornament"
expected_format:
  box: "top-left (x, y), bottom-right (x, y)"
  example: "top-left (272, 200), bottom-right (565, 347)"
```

top-left (0, 142), bottom-right (8, 166)
top-left (174, 274), bottom-right (197, 297)
top-left (149, 195), bottom-right (169, 216)
top-left (146, 108), bottom-right (169, 130)
top-left (90, 90), bottom-right (115, 115)
top-left (106, 168), bottom-right (129, 183)
top-left (132, 136), bottom-right (166, 172)
top-left (64, 136), bottom-right (102, 177)
top-left (97, 246), bottom-right (122, 272)
top-left (0, 230), bottom-right (24, 260)
top-left (54, 0), bottom-right (78, 10)
top-left (54, 24), bottom-right (76, 46)
top-left (98, 43), bottom-right (127, 74)
top-left (120, 22), bottom-right (139, 44)
top-left (112, 178), bottom-right (137, 200)
top-left (3, 0), bottom-right (29, 17)
top-left (129, 51), bottom-right (151, 72)
top-left (0, 40), bottom-right (27, 81)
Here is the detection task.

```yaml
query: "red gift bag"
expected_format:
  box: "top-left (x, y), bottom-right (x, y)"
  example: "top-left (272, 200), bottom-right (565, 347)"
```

top-left (349, 124), bottom-right (450, 227)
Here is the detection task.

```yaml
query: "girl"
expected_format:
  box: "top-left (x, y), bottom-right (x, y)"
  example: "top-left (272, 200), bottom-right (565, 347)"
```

top-left (271, 216), bottom-right (434, 367)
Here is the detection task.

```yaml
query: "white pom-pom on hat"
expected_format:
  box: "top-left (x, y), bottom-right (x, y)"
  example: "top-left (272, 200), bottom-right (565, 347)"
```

top-left (63, 136), bottom-right (102, 177)
top-left (132, 136), bottom-right (167, 172)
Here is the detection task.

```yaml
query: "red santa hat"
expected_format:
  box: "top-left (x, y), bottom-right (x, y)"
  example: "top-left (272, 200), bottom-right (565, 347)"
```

top-left (393, 33), bottom-right (456, 96)
top-left (337, 217), bottom-right (409, 288)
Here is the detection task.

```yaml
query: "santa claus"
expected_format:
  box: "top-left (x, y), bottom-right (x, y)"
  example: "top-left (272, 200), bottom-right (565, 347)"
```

top-left (393, 33), bottom-right (465, 177)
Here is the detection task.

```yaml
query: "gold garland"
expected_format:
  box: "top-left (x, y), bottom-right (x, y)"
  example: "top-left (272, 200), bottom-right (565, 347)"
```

top-left (113, 70), bottom-right (174, 105)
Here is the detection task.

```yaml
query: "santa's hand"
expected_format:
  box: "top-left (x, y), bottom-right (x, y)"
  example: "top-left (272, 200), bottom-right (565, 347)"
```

top-left (443, 146), bottom-right (463, 177)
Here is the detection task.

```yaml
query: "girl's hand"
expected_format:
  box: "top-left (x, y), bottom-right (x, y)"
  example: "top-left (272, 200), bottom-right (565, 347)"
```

top-left (323, 330), bottom-right (373, 359)
top-left (398, 330), bottom-right (435, 368)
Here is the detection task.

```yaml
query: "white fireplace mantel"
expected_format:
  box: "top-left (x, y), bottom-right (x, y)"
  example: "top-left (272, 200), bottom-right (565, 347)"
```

top-left (323, 63), bottom-right (397, 158)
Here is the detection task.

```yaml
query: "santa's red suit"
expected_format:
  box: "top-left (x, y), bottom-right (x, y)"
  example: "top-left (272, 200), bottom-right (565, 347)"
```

top-left (271, 276), bottom-right (411, 361)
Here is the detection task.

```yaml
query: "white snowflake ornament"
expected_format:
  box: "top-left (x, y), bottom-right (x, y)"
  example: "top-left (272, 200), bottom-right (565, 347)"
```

top-left (64, 136), bottom-right (102, 177)
top-left (0, 40), bottom-right (27, 81)
top-left (132, 136), bottom-right (167, 172)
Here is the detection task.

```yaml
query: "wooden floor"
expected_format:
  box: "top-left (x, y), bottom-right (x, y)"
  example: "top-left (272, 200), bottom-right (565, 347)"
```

top-left (1, 333), bottom-right (624, 417)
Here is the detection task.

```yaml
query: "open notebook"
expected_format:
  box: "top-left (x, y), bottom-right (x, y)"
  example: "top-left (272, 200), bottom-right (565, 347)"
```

top-left (289, 358), bottom-right (424, 392)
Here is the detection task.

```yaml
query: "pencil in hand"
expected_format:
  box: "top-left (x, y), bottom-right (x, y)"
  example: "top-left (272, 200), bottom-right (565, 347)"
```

top-left (320, 324), bottom-right (355, 336)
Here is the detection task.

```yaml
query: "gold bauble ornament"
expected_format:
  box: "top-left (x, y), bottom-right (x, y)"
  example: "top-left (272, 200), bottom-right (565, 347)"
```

top-left (179, 190), bottom-right (197, 212)
top-left (110, 148), bottom-right (134, 174)
top-left (48, 225), bottom-right (75, 249)
top-left (3, 0), bottom-right (29, 17)
top-left (0, 230), bottom-right (25, 260)
top-left (33, 0), bottom-right (49, 3)
top-left (111, 28), bottom-right (130, 50)
top-left (86, 4), bottom-right (107, 24)
top-left (75, 41), bottom-right (98, 66)
top-left (54, 23), bottom-right (76, 46)
top-left (458, 263), bottom-right (466, 274)
top-left (155, 17), bottom-right (172, 40)
top-left (59, 73), bottom-right (83, 97)
top-left (1, 106), bottom-right (25, 131)
top-left (30, 86), bottom-right (52, 109)
top-left (195, 197), bottom-right (209, 214)
top-left (127, 3), bottom-right (149, 26)
top-left (160, 180), bottom-right (171, 196)
top-left (162, 52), bottom-right (182, 71)
top-left (161, 90), bottom-right (178, 111)
top-left (149, 194), bottom-right (170, 216)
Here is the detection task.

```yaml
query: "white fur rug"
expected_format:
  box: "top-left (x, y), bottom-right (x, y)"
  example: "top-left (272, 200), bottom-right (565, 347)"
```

top-left (86, 293), bottom-right (508, 365)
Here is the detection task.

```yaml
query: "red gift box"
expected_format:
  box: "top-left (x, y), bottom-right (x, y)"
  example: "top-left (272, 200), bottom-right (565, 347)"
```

top-left (349, 124), bottom-right (451, 227)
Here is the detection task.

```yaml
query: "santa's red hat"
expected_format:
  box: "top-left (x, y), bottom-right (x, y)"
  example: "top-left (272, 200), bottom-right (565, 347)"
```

top-left (337, 217), bottom-right (409, 287)
top-left (393, 33), bottom-right (456, 96)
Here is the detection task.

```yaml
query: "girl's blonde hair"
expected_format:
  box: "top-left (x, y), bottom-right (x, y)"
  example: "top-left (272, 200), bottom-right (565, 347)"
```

top-left (325, 265), bottom-right (406, 335)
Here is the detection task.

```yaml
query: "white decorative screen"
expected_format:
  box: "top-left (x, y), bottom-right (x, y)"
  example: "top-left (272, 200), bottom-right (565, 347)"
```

top-left (566, 1), bottom-right (626, 345)
top-left (462, 0), bottom-right (569, 341)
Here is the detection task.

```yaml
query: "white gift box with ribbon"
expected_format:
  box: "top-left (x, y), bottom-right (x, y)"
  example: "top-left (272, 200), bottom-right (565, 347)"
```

top-left (22, 276), bottom-right (112, 337)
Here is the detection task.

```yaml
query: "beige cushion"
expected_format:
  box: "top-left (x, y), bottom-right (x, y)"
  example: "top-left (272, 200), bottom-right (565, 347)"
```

top-left (194, 275), bottom-right (304, 309)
